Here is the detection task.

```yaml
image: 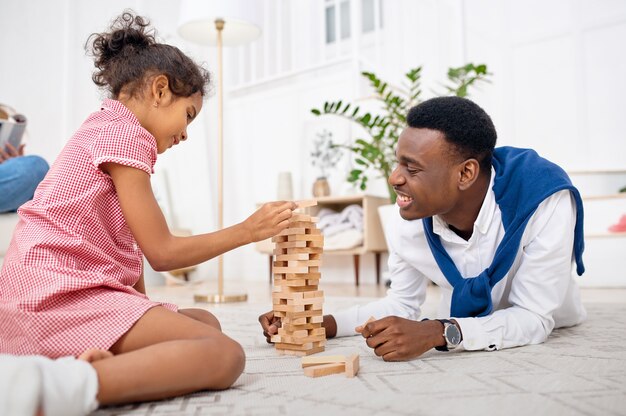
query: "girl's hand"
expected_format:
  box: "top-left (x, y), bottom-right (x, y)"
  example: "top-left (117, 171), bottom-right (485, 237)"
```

top-left (78, 348), bottom-right (114, 363)
top-left (242, 201), bottom-right (297, 243)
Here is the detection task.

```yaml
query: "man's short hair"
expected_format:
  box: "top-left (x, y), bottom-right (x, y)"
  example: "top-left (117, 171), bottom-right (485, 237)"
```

top-left (406, 96), bottom-right (497, 172)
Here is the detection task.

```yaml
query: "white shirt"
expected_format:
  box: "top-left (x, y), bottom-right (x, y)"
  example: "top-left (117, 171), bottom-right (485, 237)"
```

top-left (333, 172), bottom-right (587, 351)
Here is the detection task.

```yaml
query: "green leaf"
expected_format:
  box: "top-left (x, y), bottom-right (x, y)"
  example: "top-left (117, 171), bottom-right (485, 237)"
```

top-left (311, 109), bottom-right (320, 115)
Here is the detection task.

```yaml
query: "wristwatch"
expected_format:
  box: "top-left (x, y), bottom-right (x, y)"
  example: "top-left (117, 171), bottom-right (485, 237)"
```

top-left (435, 319), bottom-right (462, 351)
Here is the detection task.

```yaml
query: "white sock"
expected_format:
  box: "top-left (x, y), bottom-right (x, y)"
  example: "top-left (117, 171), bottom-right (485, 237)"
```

top-left (34, 356), bottom-right (99, 416)
top-left (0, 355), bottom-right (43, 416)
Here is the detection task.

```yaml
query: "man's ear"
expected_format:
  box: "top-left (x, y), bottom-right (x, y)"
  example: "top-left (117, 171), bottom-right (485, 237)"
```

top-left (457, 158), bottom-right (480, 191)
top-left (151, 75), bottom-right (171, 106)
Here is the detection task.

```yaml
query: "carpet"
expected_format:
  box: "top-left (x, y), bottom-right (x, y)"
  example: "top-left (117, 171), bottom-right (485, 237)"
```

top-left (92, 299), bottom-right (626, 416)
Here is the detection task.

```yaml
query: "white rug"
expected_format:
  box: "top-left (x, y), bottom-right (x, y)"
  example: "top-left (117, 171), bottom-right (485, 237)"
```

top-left (92, 299), bottom-right (626, 416)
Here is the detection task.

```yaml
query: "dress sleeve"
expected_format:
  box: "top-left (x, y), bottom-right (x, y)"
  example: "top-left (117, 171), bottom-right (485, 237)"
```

top-left (90, 123), bottom-right (157, 175)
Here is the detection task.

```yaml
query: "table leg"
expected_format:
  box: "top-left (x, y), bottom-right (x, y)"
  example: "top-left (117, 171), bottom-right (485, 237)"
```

top-left (375, 252), bottom-right (381, 285)
top-left (353, 254), bottom-right (360, 286)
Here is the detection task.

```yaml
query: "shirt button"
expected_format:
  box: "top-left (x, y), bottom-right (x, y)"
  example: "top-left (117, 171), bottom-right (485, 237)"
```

top-left (133, 243), bottom-right (138, 250)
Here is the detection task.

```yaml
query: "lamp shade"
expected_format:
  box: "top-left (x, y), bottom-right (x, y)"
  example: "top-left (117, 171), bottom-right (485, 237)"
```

top-left (178, 0), bottom-right (262, 46)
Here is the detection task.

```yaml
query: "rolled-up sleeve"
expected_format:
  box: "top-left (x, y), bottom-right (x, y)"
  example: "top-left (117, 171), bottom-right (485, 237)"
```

top-left (333, 245), bottom-right (429, 337)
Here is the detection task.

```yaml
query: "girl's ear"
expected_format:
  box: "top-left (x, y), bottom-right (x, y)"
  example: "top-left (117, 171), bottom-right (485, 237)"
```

top-left (151, 75), bottom-right (171, 106)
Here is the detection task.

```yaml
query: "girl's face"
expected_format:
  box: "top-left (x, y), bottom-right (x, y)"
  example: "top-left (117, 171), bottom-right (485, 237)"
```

top-left (150, 92), bottom-right (203, 154)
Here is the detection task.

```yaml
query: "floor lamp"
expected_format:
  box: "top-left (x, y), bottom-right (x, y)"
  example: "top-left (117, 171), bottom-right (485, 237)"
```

top-left (178, 0), bottom-right (262, 303)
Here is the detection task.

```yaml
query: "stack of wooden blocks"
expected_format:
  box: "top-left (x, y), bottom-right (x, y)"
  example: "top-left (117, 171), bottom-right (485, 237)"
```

top-left (271, 201), bottom-right (326, 356)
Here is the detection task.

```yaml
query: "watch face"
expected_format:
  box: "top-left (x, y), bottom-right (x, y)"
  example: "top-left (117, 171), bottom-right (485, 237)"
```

top-left (445, 324), bottom-right (461, 345)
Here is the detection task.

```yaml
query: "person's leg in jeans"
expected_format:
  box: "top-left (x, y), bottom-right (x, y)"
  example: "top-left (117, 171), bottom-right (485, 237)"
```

top-left (0, 155), bottom-right (49, 213)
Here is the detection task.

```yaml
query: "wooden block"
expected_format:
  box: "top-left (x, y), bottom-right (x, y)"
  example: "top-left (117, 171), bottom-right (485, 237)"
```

top-left (273, 309), bottom-right (322, 319)
top-left (272, 290), bottom-right (323, 301)
top-left (301, 355), bottom-right (346, 368)
top-left (274, 241), bottom-right (307, 249)
top-left (281, 322), bottom-right (323, 332)
top-left (285, 272), bottom-right (321, 279)
top-left (275, 253), bottom-right (311, 261)
top-left (289, 214), bottom-right (317, 223)
top-left (287, 260), bottom-right (321, 268)
top-left (295, 199), bottom-right (318, 209)
top-left (271, 235), bottom-right (288, 243)
top-left (277, 345), bottom-right (325, 356)
top-left (303, 362), bottom-right (346, 378)
top-left (288, 221), bottom-right (317, 229)
top-left (274, 334), bottom-right (326, 344)
top-left (273, 266), bottom-right (310, 274)
top-left (288, 234), bottom-right (324, 242)
top-left (278, 228), bottom-right (307, 236)
top-left (345, 354), bottom-right (359, 378)
top-left (287, 247), bottom-right (323, 254)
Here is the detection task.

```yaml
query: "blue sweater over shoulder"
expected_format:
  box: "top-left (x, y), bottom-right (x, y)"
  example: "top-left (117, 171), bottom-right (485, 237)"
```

top-left (422, 146), bottom-right (585, 318)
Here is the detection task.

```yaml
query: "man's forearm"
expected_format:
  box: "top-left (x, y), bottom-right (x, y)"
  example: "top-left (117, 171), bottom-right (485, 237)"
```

top-left (323, 314), bottom-right (337, 338)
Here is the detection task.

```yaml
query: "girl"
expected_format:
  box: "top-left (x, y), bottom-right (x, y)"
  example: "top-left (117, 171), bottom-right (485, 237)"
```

top-left (0, 11), bottom-right (296, 413)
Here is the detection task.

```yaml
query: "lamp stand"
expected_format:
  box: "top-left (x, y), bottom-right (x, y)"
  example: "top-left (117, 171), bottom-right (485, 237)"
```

top-left (194, 19), bottom-right (247, 304)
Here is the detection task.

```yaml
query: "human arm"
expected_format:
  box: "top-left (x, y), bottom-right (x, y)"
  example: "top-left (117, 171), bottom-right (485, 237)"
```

top-left (0, 142), bottom-right (25, 163)
top-left (103, 162), bottom-right (296, 271)
top-left (331, 247), bottom-right (429, 337)
top-left (133, 271), bottom-right (146, 295)
top-left (455, 190), bottom-right (582, 351)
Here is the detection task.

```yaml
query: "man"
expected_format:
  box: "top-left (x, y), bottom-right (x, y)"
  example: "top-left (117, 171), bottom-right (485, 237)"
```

top-left (260, 96), bottom-right (586, 361)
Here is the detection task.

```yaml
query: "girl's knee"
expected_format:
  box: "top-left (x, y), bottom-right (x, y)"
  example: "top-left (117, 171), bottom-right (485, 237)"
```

top-left (198, 336), bottom-right (245, 389)
top-left (179, 308), bottom-right (221, 331)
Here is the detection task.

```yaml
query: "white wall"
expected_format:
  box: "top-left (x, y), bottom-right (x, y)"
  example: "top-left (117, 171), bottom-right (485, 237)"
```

top-left (1, 0), bottom-right (624, 286)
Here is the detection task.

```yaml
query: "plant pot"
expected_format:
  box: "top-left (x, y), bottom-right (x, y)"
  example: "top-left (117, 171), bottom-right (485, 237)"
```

top-left (312, 177), bottom-right (330, 197)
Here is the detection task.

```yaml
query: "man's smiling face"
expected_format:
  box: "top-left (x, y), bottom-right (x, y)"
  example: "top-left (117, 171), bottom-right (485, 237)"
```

top-left (388, 127), bottom-right (463, 221)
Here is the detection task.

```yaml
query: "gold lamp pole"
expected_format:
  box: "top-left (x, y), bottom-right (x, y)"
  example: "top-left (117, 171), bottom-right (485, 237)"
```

top-left (194, 19), bottom-right (247, 304)
top-left (178, 0), bottom-right (261, 303)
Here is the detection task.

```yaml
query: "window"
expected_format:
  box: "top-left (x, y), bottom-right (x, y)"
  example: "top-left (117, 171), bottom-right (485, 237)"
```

top-left (362, 0), bottom-right (383, 33)
top-left (325, 0), bottom-right (352, 44)
top-left (325, 4), bottom-right (336, 43)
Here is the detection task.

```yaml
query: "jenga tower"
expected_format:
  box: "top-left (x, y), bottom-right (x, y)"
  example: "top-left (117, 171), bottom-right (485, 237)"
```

top-left (271, 202), bottom-right (326, 356)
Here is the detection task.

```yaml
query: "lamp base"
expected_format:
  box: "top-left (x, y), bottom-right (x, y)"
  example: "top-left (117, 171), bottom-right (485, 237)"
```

top-left (194, 293), bottom-right (248, 303)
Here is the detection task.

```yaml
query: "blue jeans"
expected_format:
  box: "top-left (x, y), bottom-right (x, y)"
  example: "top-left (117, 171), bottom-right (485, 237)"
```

top-left (0, 155), bottom-right (49, 213)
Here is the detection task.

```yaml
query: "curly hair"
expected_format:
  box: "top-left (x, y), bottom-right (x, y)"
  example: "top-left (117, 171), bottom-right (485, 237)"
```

top-left (86, 11), bottom-right (210, 99)
top-left (407, 96), bottom-right (497, 172)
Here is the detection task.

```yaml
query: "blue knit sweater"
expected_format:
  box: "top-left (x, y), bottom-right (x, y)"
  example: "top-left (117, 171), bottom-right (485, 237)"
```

top-left (423, 146), bottom-right (585, 318)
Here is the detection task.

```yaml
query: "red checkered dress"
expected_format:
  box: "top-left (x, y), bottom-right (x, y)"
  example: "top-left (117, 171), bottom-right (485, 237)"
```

top-left (0, 99), bottom-right (177, 358)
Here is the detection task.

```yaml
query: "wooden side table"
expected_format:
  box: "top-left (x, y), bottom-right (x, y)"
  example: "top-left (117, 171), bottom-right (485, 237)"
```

top-left (256, 194), bottom-right (390, 286)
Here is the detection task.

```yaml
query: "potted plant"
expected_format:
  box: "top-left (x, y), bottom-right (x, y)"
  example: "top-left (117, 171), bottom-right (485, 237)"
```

top-left (310, 129), bottom-right (344, 197)
top-left (311, 63), bottom-right (492, 203)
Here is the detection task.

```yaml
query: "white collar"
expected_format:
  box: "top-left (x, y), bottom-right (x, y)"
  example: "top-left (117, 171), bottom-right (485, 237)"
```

top-left (433, 167), bottom-right (496, 244)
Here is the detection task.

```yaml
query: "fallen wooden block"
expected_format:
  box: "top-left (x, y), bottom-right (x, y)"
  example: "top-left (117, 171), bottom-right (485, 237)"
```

top-left (345, 354), bottom-right (359, 378)
top-left (301, 353), bottom-right (360, 378)
top-left (301, 354), bottom-right (346, 368)
top-left (303, 362), bottom-right (345, 378)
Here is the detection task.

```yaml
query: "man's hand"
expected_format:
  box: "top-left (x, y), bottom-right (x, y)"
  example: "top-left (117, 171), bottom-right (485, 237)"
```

top-left (358, 316), bottom-right (445, 361)
top-left (258, 312), bottom-right (338, 343)
top-left (0, 143), bottom-right (25, 164)
top-left (259, 310), bottom-right (282, 343)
